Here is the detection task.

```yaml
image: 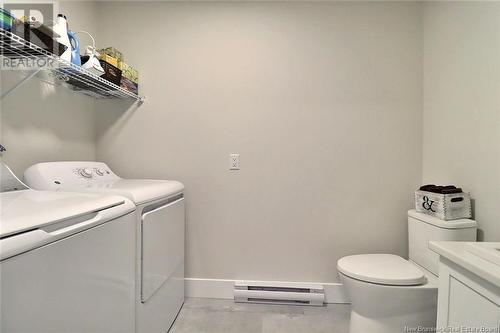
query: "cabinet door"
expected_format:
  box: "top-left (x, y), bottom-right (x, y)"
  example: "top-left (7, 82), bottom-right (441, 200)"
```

top-left (437, 259), bottom-right (500, 332)
top-left (448, 276), bottom-right (500, 328)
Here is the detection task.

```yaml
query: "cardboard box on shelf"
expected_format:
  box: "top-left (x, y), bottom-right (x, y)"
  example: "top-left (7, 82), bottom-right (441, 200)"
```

top-left (119, 62), bottom-right (138, 83)
top-left (98, 47), bottom-right (123, 63)
top-left (99, 60), bottom-right (122, 86)
top-left (118, 62), bottom-right (139, 94)
top-left (99, 54), bottom-right (118, 68)
top-left (120, 77), bottom-right (138, 95)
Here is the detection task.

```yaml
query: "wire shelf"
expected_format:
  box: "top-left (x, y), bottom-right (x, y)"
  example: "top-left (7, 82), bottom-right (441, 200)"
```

top-left (0, 28), bottom-right (144, 102)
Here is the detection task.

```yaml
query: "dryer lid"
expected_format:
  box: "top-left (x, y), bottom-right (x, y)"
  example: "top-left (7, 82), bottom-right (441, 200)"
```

top-left (337, 254), bottom-right (426, 286)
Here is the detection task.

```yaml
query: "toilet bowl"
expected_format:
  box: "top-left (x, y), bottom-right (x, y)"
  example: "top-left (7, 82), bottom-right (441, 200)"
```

top-left (338, 254), bottom-right (438, 333)
top-left (338, 210), bottom-right (477, 333)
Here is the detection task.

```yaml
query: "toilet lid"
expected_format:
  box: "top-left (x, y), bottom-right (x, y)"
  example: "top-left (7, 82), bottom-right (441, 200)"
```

top-left (337, 254), bottom-right (426, 286)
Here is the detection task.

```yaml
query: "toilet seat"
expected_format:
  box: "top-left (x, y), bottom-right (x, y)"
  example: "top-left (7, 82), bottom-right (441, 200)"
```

top-left (337, 254), bottom-right (426, 286)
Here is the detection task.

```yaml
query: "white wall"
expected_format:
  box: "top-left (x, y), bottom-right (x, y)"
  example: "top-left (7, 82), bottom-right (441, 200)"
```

top-left (3, 0), bottom-right (496, 287)
top-left (6, 0), bottom-right (495, 287)
top-left (422, 2), bottom-right (500, 241)
top-left (0, 1), bottom-right (99, 176)
top-left (95, 1), bottom-right (423, 283)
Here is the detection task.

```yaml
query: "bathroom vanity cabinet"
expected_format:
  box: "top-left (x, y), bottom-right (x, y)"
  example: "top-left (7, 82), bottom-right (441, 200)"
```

top-left (430, 242), bottom-right (500, 332)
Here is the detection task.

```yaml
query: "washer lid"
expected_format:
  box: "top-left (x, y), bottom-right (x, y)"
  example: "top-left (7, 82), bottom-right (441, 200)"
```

top-left (0, 189), bottom-right (131, 238)
top-left (337, 254), bottom-right (426, 286)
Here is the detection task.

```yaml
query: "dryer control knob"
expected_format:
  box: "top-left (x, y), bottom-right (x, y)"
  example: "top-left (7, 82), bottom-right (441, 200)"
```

top-left (96, 168), bottom-right (105, 176)
top-left (80, 168), bottom-right (93, 178)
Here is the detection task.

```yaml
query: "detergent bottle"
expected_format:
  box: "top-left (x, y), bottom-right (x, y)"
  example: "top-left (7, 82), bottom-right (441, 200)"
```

top-left (68, 30), bottom-right (81, 66)
top-left (52, 14), bottom-right (71, 63)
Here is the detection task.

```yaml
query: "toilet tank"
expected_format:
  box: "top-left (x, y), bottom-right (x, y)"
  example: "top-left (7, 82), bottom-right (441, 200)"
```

top-left (408, 209), bottom-right (477, 276)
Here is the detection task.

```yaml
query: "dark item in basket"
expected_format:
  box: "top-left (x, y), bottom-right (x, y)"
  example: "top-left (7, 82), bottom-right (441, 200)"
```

top-left (419, 184), bottom-right (463, 194)
top-left (9, 22), bottom-right (67, 57)
top-left (419, 184), bottom-right (436, 192)
top-left (99, 60), bottom-right (122, 85)
top-left (441, 187), bottom-right (463, 194)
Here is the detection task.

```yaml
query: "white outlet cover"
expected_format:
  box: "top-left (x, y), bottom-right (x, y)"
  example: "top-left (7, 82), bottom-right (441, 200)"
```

top-left (230, 154), bottom-right (240, 170)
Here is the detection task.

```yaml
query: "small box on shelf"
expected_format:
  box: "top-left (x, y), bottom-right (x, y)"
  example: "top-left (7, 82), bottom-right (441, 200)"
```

top-left (415, 190), bottom-right (472, 221)
top-left (119, 77), bottom-right (138, 95)
top-left (99, 59), bottom-right (122, 85)
top-left (99, 53), bottom-right (118, 67)
top-left (119, 62), bottom-right (138, 94)
top-left (98, 47), bottom-right (123, 63)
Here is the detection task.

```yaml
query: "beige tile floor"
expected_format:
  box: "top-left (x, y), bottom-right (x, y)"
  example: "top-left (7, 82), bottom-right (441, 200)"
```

top-left (170, 298), bottom-right (351, 333)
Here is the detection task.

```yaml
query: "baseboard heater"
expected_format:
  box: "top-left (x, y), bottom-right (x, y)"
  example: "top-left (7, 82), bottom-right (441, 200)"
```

top-left (234, 281), bottom-right (325, 306)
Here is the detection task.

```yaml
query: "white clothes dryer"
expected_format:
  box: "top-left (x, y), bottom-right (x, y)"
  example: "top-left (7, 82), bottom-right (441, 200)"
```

top-left (24, 161), bottom-right (185, 333)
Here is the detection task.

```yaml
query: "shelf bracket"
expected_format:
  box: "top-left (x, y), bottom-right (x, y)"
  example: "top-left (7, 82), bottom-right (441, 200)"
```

top-left (1, 68), bottom-right (42, 101)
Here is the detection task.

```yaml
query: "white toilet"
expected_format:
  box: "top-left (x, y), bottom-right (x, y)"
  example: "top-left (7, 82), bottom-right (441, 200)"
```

top-left (337, 210), bottom-right (477, 333)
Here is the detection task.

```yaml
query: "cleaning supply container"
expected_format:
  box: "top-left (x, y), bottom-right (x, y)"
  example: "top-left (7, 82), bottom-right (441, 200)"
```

top-left (0, 8), bottom-right (16, 30)
top-left (52, 14), bottom-right (71, 63)
top-left (68, 30), bottom-right (81, 66)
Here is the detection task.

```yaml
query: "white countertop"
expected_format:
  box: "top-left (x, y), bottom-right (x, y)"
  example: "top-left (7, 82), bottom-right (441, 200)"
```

top-left (429, 241), bottom-right (500, 288)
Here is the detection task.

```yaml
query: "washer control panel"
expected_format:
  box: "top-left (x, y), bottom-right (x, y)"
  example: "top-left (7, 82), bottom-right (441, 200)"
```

top-left (24, 161), bottom-right (120, 190)
top-left (72, 166), bottom-right (113, 180)
top-left (79, 168), bottom-right (93, 178)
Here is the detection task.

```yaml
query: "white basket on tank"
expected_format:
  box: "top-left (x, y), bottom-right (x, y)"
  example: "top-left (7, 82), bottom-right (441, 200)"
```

top-left (415, 190), bottom-right (471, 221)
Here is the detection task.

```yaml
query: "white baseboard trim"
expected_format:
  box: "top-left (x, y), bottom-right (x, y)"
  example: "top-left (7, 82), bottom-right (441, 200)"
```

top-left (185, 278), bottom-right (350, 304)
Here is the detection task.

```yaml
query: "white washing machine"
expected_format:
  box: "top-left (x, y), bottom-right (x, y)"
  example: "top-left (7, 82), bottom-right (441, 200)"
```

top-left (0, 164), bottom-right (136, 333)
top-left (24, 161), bottom-right (185, 333)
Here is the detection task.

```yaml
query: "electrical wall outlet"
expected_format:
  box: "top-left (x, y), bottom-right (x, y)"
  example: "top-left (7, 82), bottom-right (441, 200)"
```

top-left (229, 153), bottom-right (240, 170)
